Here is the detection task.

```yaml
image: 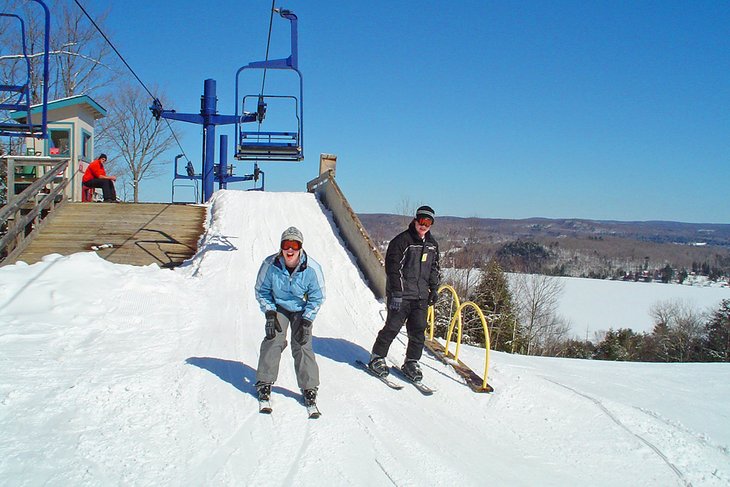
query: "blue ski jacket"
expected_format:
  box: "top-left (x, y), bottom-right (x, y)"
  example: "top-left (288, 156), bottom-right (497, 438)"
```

top-left (255, 250), bottom-right (326, 322)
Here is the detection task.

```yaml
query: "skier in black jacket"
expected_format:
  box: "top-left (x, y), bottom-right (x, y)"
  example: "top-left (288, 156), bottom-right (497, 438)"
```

top-left (368, 205), bottom-right (440, 381)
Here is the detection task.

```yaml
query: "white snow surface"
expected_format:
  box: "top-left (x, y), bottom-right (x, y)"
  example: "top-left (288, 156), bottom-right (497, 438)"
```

top-left (1, 190), bottom-right (728, 486)
top-left (554, 275), bottom-right (730, 338)
top-left (448, 269), bottom-right (730, 338)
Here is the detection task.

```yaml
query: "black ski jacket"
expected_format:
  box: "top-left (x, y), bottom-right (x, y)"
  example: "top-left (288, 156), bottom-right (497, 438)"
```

top-left (385, 221), bottom-right (440, 301)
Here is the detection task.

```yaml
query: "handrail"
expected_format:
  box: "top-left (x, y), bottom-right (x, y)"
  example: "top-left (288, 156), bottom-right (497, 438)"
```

top-left (1, 158), bottom-right (69, 264)
top-left (445, 302), bottom-right (491, 390)
top-left (427, 284), bottom-right (460, 340)
top-left (427, 285), bottom-right (492, 391)
top-left (0, 159), bottom-right (68, 221)
top-left (0, 178), bottom-right (68, 252)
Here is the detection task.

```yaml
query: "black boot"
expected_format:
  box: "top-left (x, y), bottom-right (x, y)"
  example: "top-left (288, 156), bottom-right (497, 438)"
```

top-left (402, 360), bottom-right (423, 382)
top-left (368, 356), bottom-right (389, 377)
top-left (256, 381), bottom-right (272, 401)
top-left (303, 388), bottom-right (317, 407)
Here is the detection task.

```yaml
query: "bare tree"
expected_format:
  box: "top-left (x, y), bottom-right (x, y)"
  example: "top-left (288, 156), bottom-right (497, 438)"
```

top-left (0, 1), bottom-right (115, 103)
top-left (650, 299), bottom-right (705, 362)
top-left (396, 196), bottom-right (415, 227)
top-left (512, 273), bottom-right (568, 355)
top-left (95, 85), bottom-right (178, 202)
top-left (2, 1), bottom-right (117, 156)
top-left (472, 259), bottom-right (518, 352)
top-left (51, 3), bottom-right (115, 99)
top-left (448, 228), bottom-right (481, 297)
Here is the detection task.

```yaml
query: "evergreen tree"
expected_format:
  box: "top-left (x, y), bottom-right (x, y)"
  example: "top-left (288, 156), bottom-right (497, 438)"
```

top-left (593, 328), bottom-right (643, 361)
top-left (495, 240), bottom-right (551, 273)
top-left (431, 291), bottom-right (458, 342)
top-left (648, 322), bottom-right (674, 362)
top-left (678, 268), bottom-right (688, 284)
top-left (471, 259), bottom-right (518, 352)
top-left (660, 264), bottom-right (674, 283)
top-left (704, 299), bottom-right (730, 362)
top-left (560, 339), bottom-right (595, 359)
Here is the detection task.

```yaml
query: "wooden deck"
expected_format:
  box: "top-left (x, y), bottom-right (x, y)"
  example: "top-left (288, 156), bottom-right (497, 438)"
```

top-left (6, 202), bottom-right (206, 268)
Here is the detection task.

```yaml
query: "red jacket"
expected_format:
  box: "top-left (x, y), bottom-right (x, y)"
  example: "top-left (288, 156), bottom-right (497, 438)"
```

top-left (82, 158), bottom-right (107, 183)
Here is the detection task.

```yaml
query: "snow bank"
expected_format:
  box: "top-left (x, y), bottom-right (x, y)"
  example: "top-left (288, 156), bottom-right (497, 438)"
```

top-left (1, 190), bottom-right (728, 486)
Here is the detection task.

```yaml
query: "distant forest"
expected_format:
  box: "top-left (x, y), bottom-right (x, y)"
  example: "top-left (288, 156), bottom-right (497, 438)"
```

top-left (358, 213), bottom-right (730, 282)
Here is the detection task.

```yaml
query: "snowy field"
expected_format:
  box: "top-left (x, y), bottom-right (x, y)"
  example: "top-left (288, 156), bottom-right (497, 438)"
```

top-left (1, 190), bottom-right (729, 486)
top-left (554, 275), bottom-right (730, 338)
top-left (447, 269), bottom-right (730, 338)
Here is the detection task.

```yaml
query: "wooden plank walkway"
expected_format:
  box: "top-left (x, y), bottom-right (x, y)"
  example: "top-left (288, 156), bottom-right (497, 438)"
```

top-left (6, 203), bottom-right (206, 268)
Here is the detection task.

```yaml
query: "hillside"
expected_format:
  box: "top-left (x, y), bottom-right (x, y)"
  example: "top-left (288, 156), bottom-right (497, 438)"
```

top-left (359, 214), bottom-right (730, 279)
top-left (1, 191), bottom-right (729, 486)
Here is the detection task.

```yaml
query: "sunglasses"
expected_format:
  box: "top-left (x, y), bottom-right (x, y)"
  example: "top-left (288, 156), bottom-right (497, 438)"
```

top-left (416, 217), bottom-right (433, 228)
top-left (281, 240), bottom-right (302, 251)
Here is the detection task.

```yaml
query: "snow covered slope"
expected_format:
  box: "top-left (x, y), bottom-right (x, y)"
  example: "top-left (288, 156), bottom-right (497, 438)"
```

top-left (1, 190), bottom-right (728, 486)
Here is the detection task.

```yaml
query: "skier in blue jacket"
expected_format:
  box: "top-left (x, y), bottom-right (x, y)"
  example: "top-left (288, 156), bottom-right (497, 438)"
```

top-left (254, 226), bottom-right (326, 408)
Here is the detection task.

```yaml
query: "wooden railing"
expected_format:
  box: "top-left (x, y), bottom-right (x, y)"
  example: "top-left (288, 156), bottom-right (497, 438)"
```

top-left (1, 157), bottom-right (69, 265)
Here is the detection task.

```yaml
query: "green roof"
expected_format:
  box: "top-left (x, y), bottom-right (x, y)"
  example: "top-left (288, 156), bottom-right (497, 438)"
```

top-left (10, 94), bottom-right (107, 120)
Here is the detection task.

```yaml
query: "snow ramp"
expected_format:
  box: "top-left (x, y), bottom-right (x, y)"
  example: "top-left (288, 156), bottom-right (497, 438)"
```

top-left (177, 190), bottom-right (519, 485)
top-left (1, 189), bottom-right (727, 486)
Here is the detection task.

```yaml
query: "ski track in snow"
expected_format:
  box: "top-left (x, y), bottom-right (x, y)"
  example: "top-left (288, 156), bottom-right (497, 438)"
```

top-left (543, 378), bottom-right (689, 487)
top-left (2, 190), bottom-right (729, 486)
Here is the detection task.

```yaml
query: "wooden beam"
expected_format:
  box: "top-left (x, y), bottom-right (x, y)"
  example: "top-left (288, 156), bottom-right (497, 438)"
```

top-left (425, 339), bottom-right (494, 393)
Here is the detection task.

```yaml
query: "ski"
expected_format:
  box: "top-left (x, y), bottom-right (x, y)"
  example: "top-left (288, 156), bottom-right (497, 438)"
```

top-left (306, 404), bottom-right (321, 419)
top-left (259, 399), bottom-right (272, 414)
top-left (354, 360), bottom-right (404, 390)
top-left (391, 366), bottom-right (436, 396)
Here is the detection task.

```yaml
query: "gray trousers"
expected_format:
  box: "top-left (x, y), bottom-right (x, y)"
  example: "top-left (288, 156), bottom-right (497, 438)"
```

top-left (256, 310), bottom-right (320, 391)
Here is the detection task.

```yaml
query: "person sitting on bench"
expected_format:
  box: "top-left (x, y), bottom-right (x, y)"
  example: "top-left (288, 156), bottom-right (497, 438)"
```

top-left (82, 154), bottom-right (118, 203)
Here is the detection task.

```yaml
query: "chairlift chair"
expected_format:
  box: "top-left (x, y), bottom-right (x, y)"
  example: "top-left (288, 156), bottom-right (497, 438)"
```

top-left (234, 8), bottom-right (303, 163)
top-left (236, 94), bottom-right (302, 162)
top-left (0, 0), bottom-right (50, 139)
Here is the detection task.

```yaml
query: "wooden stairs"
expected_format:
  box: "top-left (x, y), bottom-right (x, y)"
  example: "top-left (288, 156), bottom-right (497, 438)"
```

top-left (5, 202), bottom-right (206, 268)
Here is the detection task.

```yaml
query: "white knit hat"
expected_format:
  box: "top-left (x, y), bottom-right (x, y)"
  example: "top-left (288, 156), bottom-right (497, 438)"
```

top-left (280, 226), bottom-right (304, 244)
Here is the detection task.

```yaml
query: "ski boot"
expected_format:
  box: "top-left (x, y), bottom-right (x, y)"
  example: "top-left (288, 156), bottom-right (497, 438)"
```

top-left (368, 356), bottom-right (389, 377)
top-left (256, 381), bottom-right (272, 401)
top-left (303, 388), bottom-right (318, 407)
top-left (401, 360), bottom-right (423, 382)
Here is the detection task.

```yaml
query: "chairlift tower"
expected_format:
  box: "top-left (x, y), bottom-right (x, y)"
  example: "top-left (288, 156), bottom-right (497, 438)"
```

top-left (151, 8), bottom-right (302, 202)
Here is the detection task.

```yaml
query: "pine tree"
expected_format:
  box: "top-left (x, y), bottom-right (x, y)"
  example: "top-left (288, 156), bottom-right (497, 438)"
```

top-left (472, 259), bottom-right (518, 352)
top-left (704, 299), bottom-right (730, 362)
top-left (594, 328), bottom-right (643, 361)
top-left (431, 293), bottom-right (457, 341)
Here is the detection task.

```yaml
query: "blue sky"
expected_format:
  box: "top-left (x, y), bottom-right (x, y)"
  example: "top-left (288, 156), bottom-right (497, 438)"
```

top-left (94, 0), bottom-right (728, 223)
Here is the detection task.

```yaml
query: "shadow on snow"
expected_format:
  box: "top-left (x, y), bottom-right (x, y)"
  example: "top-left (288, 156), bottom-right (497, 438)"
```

top-left (186, 336), bottom-right (372, 397)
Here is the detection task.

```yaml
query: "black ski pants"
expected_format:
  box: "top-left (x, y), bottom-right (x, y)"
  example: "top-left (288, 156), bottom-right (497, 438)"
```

top-left (372, 298), bottom-right (428, 362)
top-left (83, 178), bottom-right (117, 202)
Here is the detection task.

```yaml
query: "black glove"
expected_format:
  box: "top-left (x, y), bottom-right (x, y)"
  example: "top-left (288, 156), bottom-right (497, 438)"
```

top-left (294, 317), bottom-right (313, 345)
top-left (388, 296), bottom-right (403, 312)
top-left (428, 290), bottom-right (439, 306)
top-left (265, 311), bottom-right (282, 340)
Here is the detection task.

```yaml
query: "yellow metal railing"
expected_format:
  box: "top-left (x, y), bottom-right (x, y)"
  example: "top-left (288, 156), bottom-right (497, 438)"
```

top-left (427, 285), bottom-right (492, 391)
top-left (427, 284), bottom-right (460, 340)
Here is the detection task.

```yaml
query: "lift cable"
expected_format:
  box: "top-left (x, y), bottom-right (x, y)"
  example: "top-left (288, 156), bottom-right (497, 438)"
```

top-left (253, 0), bottom-right (278, 147)
top-left (72, 0), bottom-right (191, 163)
top-left (260, 0), bottom-right (277, 97)
top-left (72, 0), bottom-right (153, 99)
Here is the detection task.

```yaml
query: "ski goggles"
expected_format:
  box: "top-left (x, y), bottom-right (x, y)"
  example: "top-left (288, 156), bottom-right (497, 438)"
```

top-left (281, 240), bottom-right (302, 251)
top-left (416, 217), bottom-right (433, 228)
